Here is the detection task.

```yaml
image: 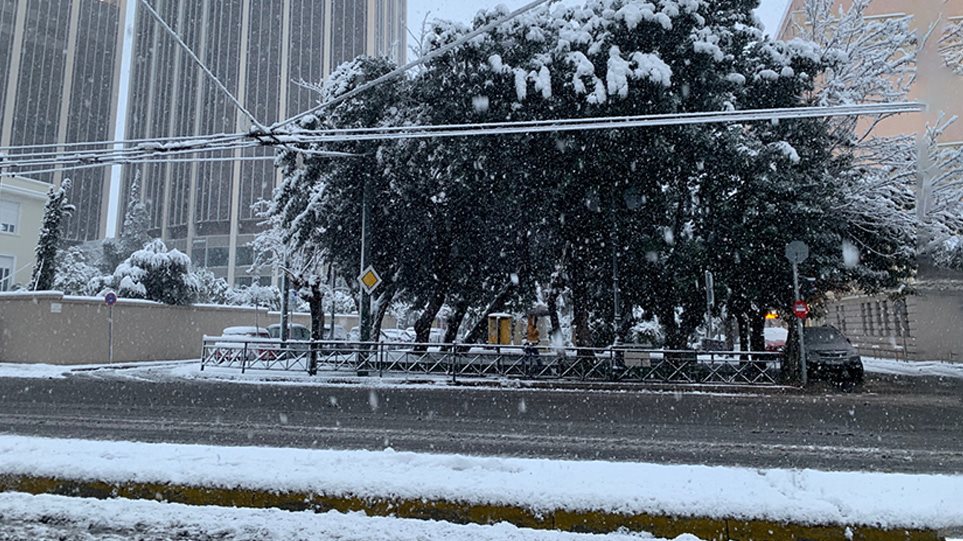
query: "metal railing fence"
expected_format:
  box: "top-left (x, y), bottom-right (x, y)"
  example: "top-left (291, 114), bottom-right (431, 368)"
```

top-left (201, 337), bottom-right (784, 385)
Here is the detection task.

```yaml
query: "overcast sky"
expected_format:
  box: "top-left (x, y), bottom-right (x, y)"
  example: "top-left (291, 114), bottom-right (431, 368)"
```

top-left (407, 0), bottom-right (792, 53)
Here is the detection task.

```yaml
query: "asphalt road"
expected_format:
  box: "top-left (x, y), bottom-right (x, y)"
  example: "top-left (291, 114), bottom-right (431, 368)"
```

top-left (0, 371), bottom-right (961, 474)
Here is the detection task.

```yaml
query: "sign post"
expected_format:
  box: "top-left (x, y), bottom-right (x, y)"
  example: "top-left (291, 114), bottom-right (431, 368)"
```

top-left (104, 291), bottom-right (118, 364)
top-left (705, 270), bottom-right (715, 345)
top-left (784, 241), bottom-right (809, 386)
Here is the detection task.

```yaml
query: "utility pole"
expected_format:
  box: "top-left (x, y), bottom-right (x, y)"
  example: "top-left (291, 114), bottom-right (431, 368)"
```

top-left (610, 192), bottom-right (621, 346)
top-left (279, 264), bottom-right (290, 343)
top-left (785, 241), bottom-right (809, 386)
top-left (359, 176), bottom-right (373, 343)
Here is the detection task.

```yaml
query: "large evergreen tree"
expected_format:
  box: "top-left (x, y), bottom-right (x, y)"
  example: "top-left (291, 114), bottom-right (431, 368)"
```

top-left (30, 179), bottom-right (75, 291)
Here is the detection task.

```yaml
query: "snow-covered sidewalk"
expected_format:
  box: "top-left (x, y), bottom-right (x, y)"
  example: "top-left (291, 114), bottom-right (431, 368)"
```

top-left (862, 358), bottom-right (963, 378)
top-left (0, 435), bottom-right (961, 530)
top-left (0, 492), bottom-right (681, 541)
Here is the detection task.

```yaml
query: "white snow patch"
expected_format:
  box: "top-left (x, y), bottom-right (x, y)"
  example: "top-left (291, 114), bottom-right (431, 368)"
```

top-left (842, 240), bottom-right (861, 268)
top-left (0, 435), bottom-right (961, 530)
top-left (0, 492), bottom-right (657, 541)
top-left (863, 358), bottom-right (963, 379)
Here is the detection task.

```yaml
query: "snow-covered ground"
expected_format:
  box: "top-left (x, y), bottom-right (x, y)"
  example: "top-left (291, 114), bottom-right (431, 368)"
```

top-left (0, 492), bottom-right (675, 541)
top-left (862, 358), bottom-right (963, 378)
top-left (0, 435), bottom-right (961, 530)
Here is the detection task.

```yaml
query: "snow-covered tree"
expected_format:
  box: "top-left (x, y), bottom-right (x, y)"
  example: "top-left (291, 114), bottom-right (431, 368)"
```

top-left (111, 239), bottom-right (199, 305)
top-left (30, 179), bottom-right (75, 291)
top-left (194, 267), bottom-right (230, 304)
top-left (102, 172), bottom-right (151, 272)
top-left (226, 282), bottom-right (281, 310)
top-left (53, 247), bottom-right (107, 296)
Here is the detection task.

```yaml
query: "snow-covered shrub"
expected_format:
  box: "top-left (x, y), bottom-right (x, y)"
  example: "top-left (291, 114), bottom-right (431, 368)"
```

top-left (111, 239), bottom-right (199, 305)
top-left (53, 247), bottom-right (107, 296)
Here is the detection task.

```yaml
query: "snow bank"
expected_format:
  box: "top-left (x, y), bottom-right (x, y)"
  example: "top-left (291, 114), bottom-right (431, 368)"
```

top-left (863, 358), bottom-right (963, 379)
top-left (0, 435), bottom-right (960, 530)
top-left (0, 492), bottom-right (663, 541)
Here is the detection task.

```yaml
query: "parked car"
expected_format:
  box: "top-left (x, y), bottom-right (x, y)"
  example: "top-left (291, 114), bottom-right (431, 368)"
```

top-left (211, 326), bottom-right (275, 363)
top-left (764, 327), bottom-right (788, 352)
top-left (266, 323), bottom-right (347, 342)
top-left (804, 326), bottom-right (864, 385)
top-left (267, 323), bottom-right (311, 341)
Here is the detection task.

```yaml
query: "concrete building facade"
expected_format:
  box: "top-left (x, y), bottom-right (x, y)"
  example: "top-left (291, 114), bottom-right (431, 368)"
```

top-left (0, 0), bottom-right (407, 286)
top-left (778, 0), bottom-right (963, 361)
top-left (0, 176), bottom-right (48, 290)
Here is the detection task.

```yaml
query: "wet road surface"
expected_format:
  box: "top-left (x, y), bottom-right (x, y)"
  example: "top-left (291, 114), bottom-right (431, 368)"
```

top-left (0, 371), bottom-right (961, 474)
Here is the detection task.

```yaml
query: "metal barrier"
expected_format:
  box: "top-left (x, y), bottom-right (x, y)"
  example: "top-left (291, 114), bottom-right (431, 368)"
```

top-left (201, 337), bottom-right (784, 385)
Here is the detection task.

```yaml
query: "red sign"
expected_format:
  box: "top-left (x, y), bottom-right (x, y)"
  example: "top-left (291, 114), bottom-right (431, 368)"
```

top-left (793, 300), bottom-right (809, 319)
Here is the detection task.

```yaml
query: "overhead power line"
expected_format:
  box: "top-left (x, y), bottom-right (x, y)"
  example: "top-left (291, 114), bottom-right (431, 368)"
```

top-left (278, 102), bottom-right (928, 144)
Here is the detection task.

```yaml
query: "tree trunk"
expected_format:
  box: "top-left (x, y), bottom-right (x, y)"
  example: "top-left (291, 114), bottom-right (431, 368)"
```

top-left (307, 281), bottom-right (324, 376)
top-left (371, 284), bottom-right (396, 343)
top-left (414, 286), bottom-right (446, 349)
top-left (749, 309), bottom-right (766, 352)
top-left (462, 282), bottom-right (515, 345)
top-left (443, 299), bottom-right (469, 344)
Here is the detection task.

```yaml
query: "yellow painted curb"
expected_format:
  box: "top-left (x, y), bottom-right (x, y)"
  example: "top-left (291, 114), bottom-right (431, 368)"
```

top-left (0, 474), bottom-right (945, 541)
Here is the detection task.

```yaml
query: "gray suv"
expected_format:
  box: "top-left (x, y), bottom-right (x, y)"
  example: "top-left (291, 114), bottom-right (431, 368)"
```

top-left (804, 326), bottom-right (864, 385)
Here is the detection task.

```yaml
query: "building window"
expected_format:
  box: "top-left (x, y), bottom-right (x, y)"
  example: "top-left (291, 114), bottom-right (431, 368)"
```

top-left (192, 239), bottom-right (207, 267)
top-left (207, 247), bottom-right (229, 268)
top-left (0, 200), bottom-right (19, 234)
top-left (860, 303), bottom-right (867, 335)
top-left (0, 255), bottom-right (13, 291)
top-left (866, 302), bottom-right (875, 335)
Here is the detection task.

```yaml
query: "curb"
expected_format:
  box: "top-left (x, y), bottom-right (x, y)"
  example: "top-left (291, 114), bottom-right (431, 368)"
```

top-left (0, 474), bottom-right (944, 541)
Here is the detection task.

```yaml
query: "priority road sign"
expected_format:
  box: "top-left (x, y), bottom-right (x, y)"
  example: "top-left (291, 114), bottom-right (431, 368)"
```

top-left (358, 266), bottom-right (382, 294)
top-left (793, 300), bottom-right (810, 319)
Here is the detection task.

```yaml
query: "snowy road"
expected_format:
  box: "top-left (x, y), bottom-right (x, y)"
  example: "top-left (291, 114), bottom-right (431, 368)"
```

top-left (0, 369), bottom-right (961, 474)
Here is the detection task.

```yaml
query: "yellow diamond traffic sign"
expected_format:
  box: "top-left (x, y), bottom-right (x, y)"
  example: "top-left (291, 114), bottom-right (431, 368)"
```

top-left (358, 266), bottom-right (382, 294)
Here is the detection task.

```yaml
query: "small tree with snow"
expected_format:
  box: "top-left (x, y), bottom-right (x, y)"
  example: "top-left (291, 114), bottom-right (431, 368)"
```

top-left (102, 172), bottom-right (151, 272)
top-left (54, 247), bottom-right (107, 296)
top-left (112, 239), bottom-right (199, 305)
top-left (30, 179), bottom-right (76, 291)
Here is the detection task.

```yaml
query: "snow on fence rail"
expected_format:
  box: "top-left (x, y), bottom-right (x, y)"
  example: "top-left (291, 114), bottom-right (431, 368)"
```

top-left (200, 338), bottom-right (783, 385)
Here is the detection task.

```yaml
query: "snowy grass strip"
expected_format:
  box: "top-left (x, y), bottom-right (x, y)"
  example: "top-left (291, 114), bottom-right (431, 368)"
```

top-left (0, 435), bottom-right (960, 533)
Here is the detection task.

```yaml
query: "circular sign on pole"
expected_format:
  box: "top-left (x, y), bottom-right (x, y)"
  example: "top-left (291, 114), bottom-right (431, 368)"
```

top-left (793, 300), bottom-right (810, 319)
top-left (785, 241), bottom-right (810, 265)
top-left (104, 291), bottom-right (118, 306)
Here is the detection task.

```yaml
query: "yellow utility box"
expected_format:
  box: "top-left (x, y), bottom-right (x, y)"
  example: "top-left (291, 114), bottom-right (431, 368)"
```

top-left (487, 313), bottom-right (513, 345)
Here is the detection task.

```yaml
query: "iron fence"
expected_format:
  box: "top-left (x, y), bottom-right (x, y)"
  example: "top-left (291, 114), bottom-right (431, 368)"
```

top-left (201, 337), bottom-right (784, 385)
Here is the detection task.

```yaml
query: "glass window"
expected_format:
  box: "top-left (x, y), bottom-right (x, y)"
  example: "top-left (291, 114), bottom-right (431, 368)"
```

top-left (207, 247), bottom-right (229, 268)
top-left (0, 200), bottom-right (19, 234)
top-left (191, 240), bottom-right (207, 267)
top-left (236, 246), bottom-right (254, 267)
top-left (0, 255), bottom-right (13, 291)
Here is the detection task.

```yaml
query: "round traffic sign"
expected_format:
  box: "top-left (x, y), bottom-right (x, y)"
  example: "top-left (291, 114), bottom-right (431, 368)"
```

top-left (785, 241), bottom-right (809, 264)
top-left (104, 292), bottom-right (118, 306)
top-left (792, 300), bottom-right (809, 319)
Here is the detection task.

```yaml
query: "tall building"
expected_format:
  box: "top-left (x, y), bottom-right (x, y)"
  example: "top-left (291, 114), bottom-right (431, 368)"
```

top-left (0, 0), bottom-right (127, 243)
top-left (0, 0), bottom-right (408, 286)
top-left (123, 0), bottom-right (407, 285)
